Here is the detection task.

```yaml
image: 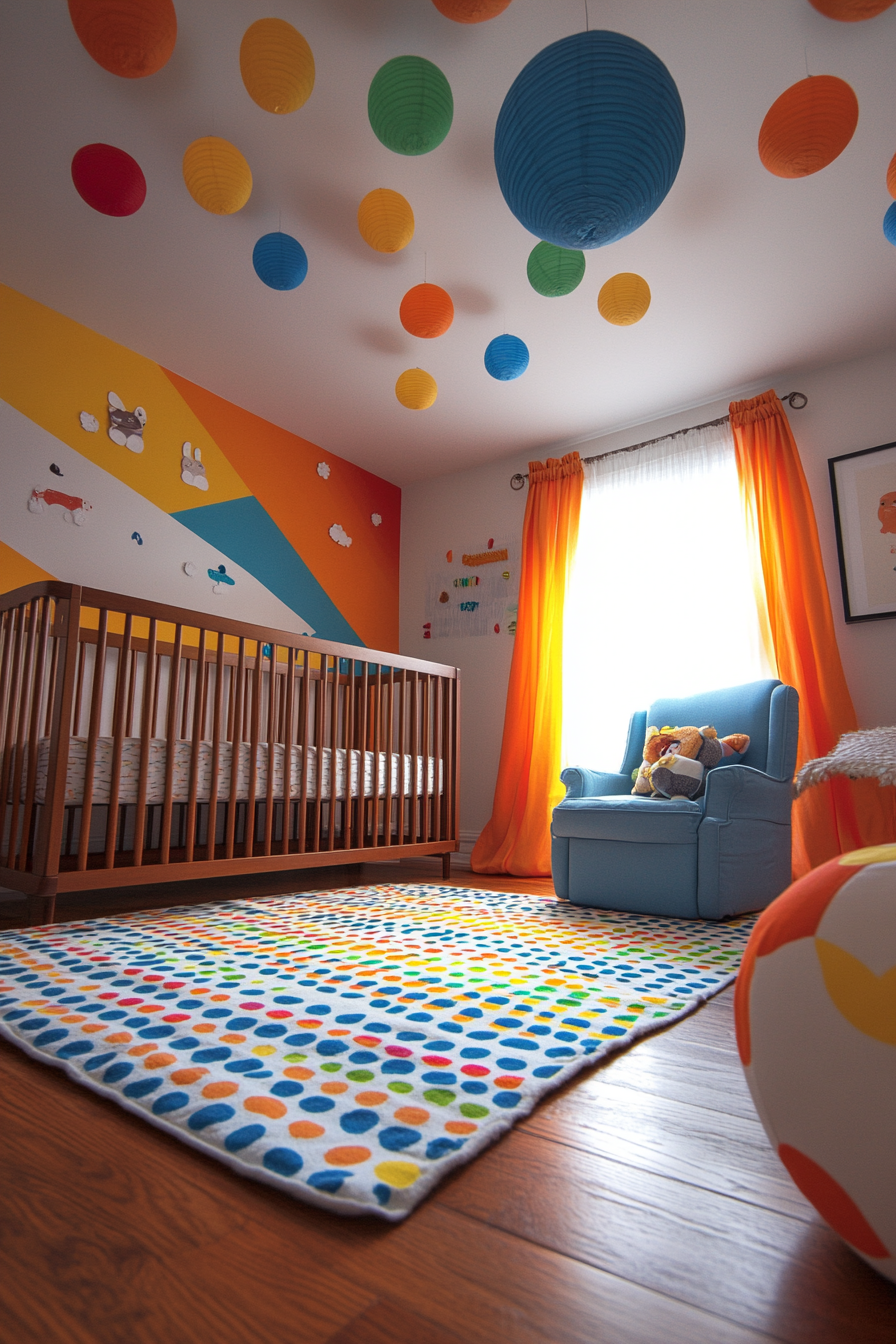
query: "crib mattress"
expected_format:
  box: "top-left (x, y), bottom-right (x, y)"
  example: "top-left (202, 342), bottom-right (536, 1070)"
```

top-left (29, 738), bottom-right (441, 807)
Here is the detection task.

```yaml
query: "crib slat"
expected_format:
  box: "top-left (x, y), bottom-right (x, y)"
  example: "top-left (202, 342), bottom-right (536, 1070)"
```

top-left (103, 613), bottom-right (133, 868)
top-left (298, 651), bottom-right (310, 853)
top-left (184, 628), bottom-right (208, 864)
top-left (159, 623), bottom-right (184, 866)
top-left (243, 639), bottom-right (262, 858)
top-left (206, 630), bottom-right (226, 862)
top-left (0, 605), bottom-right (25, 863)
top-left (225, 638), bottom-right (246, 860)
top-left (77, 609), bottom-right (109, 871)
top-left (327, 655), bottom-right (339, 852)
top-left (281, 646), bottom-right (296, 856)
top-left (6, 600), bottom-right (42, 869)
top-left (262, 643), bottom-right (276, 856)
top-left (131, 617), bottom-right (158, 865)
top-left (18, 599), bottom-right (53, 870)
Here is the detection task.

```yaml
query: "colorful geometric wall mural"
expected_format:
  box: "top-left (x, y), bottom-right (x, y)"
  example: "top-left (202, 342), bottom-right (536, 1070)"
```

top-left (0, 286), bottom-right (400, 650)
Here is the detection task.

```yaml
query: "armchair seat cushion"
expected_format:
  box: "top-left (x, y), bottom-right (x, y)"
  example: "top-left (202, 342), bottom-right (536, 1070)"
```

top-left (553, 795), bottom-right (702, 844)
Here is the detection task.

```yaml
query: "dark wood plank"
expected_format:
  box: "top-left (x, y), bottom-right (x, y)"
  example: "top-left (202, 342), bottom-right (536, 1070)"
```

top-left (433, 1128), bottom-right (896, 1343)
top-left (324, 1298), bottom-right (471, 1344)
top-left (522, 1076), bottom-right (814, 1222)
top-left (324, 1204), bottom-right (775, 1344)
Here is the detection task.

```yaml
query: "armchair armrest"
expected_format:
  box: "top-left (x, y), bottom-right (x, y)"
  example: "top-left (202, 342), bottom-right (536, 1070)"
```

top-left (560, 766), bottom-right (632, 800)
top-left (702, 764), bottom-right (792, 825)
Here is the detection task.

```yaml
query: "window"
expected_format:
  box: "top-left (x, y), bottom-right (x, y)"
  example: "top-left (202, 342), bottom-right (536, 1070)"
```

top-left (562, 420), bottom-right (775, 772)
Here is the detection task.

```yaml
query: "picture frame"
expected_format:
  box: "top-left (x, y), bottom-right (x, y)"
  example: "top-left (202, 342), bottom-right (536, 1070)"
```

top-left (829, 439), bottom-right (896, 622)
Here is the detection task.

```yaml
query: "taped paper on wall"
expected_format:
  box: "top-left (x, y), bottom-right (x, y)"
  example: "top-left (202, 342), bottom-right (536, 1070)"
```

top-left (425, 537), bottom-right (519, 636)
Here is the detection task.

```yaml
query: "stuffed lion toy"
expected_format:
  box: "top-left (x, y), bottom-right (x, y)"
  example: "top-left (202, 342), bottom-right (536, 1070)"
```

top-left (632, 724), bottom-right (750, 800)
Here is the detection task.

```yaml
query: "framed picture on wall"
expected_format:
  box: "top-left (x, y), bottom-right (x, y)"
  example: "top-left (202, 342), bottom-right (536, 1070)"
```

top-left (829, 439), bottom-right (896, 622)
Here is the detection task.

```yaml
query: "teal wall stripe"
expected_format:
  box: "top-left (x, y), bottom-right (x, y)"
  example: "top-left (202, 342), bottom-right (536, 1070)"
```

top-left (172, 495), bottom-right (363, 646)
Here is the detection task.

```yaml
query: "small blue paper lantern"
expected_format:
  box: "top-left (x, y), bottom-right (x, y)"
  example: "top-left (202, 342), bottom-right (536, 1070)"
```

top-left (484, 334), bottom-right (529, 381)
top-left (884, 202), bottom-right (896, 246)
top-left (494, 30), bottom-right (685, 249)
top-left (253, 231), bottom-right (308, 289)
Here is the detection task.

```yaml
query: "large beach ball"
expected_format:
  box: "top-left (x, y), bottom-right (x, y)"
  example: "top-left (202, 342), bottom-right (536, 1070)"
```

top-left (735, 846), bottom-right (896, 1282)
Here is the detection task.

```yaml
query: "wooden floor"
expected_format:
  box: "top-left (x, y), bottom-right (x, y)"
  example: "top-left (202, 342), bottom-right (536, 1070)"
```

top-left (0, 861), bottom-right (893, 1344)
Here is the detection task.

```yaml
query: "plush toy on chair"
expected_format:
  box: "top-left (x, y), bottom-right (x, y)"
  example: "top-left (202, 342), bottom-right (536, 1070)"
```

top-left (551, 680), bottom-right (799, 920)
top-left (632, 725), bottom-right (750, 799)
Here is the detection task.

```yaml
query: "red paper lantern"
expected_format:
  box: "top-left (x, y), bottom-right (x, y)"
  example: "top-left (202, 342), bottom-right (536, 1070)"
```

top-left (808, 0), bottom-right (895, 20)
top-left (71, 143), bottom-right (147, 216)
top-left (432, 0), bottom-right (513, 22)
top-left (399, 283), bottom-right (455, 338)
top-left (68, 0), bottom-right (177, 78)
top-left (758, 76), bottom-right (858, 179)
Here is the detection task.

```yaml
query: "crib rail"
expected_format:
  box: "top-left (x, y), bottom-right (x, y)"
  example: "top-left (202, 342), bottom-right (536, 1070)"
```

top-left (0, 583), bottom-right (460, 918)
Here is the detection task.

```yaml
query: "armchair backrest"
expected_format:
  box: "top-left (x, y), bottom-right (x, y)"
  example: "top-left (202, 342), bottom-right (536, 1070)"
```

top-left (620, 680), bottom-right (799, 781)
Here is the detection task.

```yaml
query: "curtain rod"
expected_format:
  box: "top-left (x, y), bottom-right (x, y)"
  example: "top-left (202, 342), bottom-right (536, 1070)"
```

top-left (509, 391), bottom-right (809, 490)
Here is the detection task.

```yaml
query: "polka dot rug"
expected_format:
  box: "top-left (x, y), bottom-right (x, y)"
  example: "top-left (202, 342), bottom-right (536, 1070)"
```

top-left (0, 884), bottom-right (755, 1220)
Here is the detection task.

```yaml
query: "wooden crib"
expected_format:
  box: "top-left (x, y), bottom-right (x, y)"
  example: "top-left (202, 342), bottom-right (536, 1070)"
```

top-left (0, 583), bottom-right (459, 925)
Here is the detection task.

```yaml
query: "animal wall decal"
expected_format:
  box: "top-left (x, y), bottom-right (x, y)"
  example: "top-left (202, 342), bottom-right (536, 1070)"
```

top-left (180, 441), bottom-right (209, 490)
top-left (28, 487), bottom-right (93, 526)
top-left (107, 391), bottom-right (146, 452)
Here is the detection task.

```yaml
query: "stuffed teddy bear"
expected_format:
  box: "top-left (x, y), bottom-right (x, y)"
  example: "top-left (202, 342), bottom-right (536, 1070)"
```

top-left (632, 724), bottom-right (750, 799)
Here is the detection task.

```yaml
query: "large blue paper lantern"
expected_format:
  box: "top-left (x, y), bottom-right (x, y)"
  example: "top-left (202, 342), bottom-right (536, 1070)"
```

top-left (494, 30), bottom-right (685, 249)
top-left (253, 231), bottom-right (308, 289)
top-left (884, 202), bottom-right (896, 246)
top-left (484, 334), bottom-right (529, 381)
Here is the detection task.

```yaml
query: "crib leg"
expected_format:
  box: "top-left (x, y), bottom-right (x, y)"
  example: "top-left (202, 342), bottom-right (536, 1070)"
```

top-left (26, 880), bottom-right (57, 927)
top-left (441, 852), bottom-right (452, 882)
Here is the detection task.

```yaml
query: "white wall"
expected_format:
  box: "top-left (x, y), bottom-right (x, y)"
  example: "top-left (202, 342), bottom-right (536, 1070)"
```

top-left (401, 344), bottom-right (896, 851)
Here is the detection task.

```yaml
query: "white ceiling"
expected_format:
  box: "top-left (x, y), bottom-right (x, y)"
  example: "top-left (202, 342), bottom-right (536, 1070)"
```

top-left (2, 1), bottom-right (896, 485)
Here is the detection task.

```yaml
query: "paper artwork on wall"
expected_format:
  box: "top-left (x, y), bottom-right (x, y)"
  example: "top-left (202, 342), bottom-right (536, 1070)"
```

top-left (180, 441), bottom-right (209, 490)
top-left (371, 512), bottom-right (382, 527)
top-left (425, 536), bottom-right (519, 636)
top-left (28, 487), bottom-right (93, 526)
top-left (209, 562), bottom-right (236, 593)
top-left (329, 523), bottom-right (352, 547)
top-left (317, 461), bottom-right (331, 479)
top-left (79, 412), bottom-right (99, 433)
top-left (107, 392), bottom-right (146, 452)
top-left (183, 561), bottom-right (197, 576)
top-left (50, 464), bottom-right (64, 477)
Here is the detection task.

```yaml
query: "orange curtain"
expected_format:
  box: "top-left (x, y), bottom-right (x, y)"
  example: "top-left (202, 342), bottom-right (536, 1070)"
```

top-left (730, 390), bottom-right (894, 874)
top-left (472, 452), bottom-right (583, 875)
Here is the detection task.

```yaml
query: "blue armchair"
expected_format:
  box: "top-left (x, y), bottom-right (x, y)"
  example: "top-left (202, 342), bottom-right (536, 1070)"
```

top-left (552, 680), bottom-right (800, 920)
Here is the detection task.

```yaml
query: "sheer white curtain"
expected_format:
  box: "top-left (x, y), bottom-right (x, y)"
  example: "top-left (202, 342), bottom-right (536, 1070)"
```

top-left (562, 419), bottom-right (775, 772)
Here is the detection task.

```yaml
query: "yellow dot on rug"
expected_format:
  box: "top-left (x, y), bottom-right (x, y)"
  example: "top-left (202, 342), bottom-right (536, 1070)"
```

top-left (374, 1161), bottom-right (421, 1188)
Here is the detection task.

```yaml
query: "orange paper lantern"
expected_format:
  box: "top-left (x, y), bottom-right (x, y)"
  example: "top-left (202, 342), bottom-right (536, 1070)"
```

top-left (399, 283), bottom-right (454, 338)
top-left (432, 0), bottom-right (513, 21)
top-left (240, 18), bottom-right (315, 114)
top-left (808, 0), bottom-right (895, 19)
top-left (887, 151), bottom-right (896, 199)
top-left (68, 0), bottom-right (177, 78)
top-left (759, 76), bottom-right (858, 178)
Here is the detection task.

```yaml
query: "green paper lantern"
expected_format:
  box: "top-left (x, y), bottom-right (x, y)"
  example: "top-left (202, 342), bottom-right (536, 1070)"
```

top-left (527, 241), bottom-right (586, 297)
top-left (368, 55), bottom-right (453, 156)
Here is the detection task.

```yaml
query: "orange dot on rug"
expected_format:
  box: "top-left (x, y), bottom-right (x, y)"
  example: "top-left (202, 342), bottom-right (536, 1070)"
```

top-left (68, 0), bottom-right (177, 77)
top-left (758, 76), bottom-right (858, 178)
top-left (399, 283), bottom-right (454, 338)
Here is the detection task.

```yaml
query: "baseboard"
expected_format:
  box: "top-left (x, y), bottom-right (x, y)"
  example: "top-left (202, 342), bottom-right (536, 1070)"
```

top-left (398, 830), bottom-right (479, 873)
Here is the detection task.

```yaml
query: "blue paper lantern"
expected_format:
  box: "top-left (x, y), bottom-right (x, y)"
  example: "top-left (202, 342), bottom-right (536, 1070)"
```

top-left (252, 231), bottom-right (308, 289)
top-left (484, 334), bottom-right (529, 381)
top-left (494, 30), bottom-right (685, 249)
top-left (884, 202), bottom-right (896, 246)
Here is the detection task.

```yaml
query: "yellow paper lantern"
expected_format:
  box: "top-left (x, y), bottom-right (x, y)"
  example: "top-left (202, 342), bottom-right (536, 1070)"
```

top-left (396, 369), bottom-right (438, 410)
top-left (887, 151), bottom-right (896, 199)
top-left (182, 137), bottom-right (252, 215)
top-left (597, 273), bottom-right (651, 326)
top-left (357, 189), bottom-right (415, 253)
top-left (240, 18), bottom-right (314, 115)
